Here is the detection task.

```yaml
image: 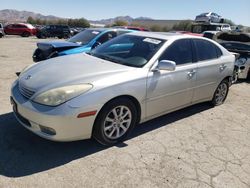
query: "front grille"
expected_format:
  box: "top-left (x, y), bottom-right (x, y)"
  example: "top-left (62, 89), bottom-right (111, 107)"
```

top-left (18, 83), bottom-right (35, 99)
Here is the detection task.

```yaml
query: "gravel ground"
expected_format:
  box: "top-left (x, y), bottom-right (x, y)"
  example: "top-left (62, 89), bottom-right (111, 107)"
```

top-left (0, 36), bottom-right (250, 188)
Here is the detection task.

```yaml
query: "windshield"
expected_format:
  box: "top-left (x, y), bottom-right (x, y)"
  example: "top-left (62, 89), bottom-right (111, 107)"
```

top-left (68, 29), bottom-right (101, 45)
top-left (90, 34), bottom-right (165, 68)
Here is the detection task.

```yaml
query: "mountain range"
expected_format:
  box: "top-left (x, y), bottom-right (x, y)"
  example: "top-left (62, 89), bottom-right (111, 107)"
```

top-left (0, 9), bottom-right (153, 24)
top-left (0, 9), bottom-right (61, 22)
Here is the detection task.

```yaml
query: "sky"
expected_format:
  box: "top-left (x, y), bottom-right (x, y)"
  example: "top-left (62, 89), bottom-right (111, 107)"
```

top-left (1, 0), bottom-right (250, 26)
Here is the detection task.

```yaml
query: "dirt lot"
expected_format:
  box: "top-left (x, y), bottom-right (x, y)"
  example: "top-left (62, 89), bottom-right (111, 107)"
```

top-left (0, 36), bottom-right (250, 188)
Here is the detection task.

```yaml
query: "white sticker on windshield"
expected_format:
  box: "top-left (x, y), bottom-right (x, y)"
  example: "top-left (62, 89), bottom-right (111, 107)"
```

top-left (92, 31), bottom-right (100, 35)
top-left (143, 38), bottom-right (161, 44)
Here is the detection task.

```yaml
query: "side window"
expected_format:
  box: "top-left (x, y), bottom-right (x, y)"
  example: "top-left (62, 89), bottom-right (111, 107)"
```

top-left (97, 32), bottom-right (117, 44)
top-left (159, 39), bottom-right (193, 65)
top-left (194, 39), bottom-right (218, 61)
top-left (215, 45), bottom-right (223, 58)
top-left (18, 25), bottom-right (27, 29)
top-left (12, 24), bottom-right (19, 28)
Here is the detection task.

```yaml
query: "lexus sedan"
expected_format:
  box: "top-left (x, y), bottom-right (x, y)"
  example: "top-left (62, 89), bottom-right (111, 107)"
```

top-left (195, 12), bottom-right (223, 23)
top-left (11, 32), bottom-right (235, 145)
top-left (33, 28), bottom-right (132, 62)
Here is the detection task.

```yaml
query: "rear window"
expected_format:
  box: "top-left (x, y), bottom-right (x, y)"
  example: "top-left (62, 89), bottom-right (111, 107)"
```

top-left (194, 39), bottom-right (220, 61)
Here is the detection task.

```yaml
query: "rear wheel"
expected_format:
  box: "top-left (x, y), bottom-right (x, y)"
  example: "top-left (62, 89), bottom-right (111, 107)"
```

top-left (22, 31), bottom-right (30, 37)
top-left (211, 79), bottom-right (229, 106)
top-left (93, 98), bottom-right (137, 146)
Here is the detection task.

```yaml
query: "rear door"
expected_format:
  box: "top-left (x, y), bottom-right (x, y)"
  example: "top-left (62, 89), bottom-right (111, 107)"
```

top-left (146, 39), bottom-right (197, 117)
top-left (7, 24), bottom-right (16, 34)
top-left (192, 39), bottom-right (225, 102)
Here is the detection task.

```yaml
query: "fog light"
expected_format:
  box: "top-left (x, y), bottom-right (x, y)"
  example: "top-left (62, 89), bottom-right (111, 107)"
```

top-left (39, 125), bottom-right (56, 136)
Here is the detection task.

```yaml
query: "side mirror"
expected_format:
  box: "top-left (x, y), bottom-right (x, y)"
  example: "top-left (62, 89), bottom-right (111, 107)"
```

top-left (156, 60), bottom-right (176, 71)
top-left (91, 41), bottom-right (101, 50)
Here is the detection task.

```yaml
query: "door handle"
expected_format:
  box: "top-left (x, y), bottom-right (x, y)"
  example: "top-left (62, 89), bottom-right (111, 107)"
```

top-left (187, 70), bottom-right (196, 78)
top-left (220, 64), bottom-right (227, 71)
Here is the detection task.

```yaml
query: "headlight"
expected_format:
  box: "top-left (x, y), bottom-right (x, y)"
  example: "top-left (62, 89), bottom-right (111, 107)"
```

top-left (33, 84), bottom-right (93, 106)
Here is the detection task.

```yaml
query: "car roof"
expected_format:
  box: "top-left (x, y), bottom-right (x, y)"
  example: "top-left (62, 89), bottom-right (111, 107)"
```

top-left (126, 31), bottom-right (199, 40)
top-left (86, 27), bottom-right (132, 31)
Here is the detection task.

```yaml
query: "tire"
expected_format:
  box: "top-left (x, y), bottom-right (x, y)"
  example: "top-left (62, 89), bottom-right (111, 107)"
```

top-left (0, 33), bottom-right (3, 38)
top-left (22, 31), bottom-right (30, 37)
top-left (93, 98), bottom-right (138, 146)
top-left (211, 79), bottom-right (229, 106)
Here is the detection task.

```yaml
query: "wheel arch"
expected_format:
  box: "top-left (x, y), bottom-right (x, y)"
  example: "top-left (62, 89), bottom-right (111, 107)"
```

top-left (92, 95), bottom-right (142, 136)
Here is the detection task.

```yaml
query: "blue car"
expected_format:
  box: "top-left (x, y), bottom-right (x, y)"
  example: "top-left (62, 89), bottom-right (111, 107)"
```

top-left (33, 28), bottom-right (133, 62)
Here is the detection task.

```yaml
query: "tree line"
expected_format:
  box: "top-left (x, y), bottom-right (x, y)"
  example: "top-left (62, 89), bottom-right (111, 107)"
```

top-left (109, 19), bottom-right (237, 32)
top-left (27, 16), bottom-right (90, 27)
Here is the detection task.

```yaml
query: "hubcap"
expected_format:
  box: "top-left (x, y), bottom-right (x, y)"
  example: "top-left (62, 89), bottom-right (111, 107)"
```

top-left (215, 83), bottom-right (228, 104)
top-left (103, 106), bottom-right (132, 140)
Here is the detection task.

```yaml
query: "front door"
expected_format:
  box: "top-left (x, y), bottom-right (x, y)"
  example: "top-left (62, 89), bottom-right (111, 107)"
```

top-left (146, 39), bottom-right (197, 118)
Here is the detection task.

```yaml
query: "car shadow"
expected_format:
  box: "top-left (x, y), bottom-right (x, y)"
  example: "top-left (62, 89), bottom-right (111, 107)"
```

top-left (0, 102), bottom-right (211, 178)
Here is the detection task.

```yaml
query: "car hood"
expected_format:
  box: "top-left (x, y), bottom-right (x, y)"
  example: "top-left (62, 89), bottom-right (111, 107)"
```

top-left (37, 41), bottom-right (81, 50)
top-left (18, 53), bottom-right (135, 94)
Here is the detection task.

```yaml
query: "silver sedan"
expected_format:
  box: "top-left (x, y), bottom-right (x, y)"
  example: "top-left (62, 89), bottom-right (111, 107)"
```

top-left (11, 32), bottom-right (235, 145)
top-left (195, 12), bottom-right (223, 23)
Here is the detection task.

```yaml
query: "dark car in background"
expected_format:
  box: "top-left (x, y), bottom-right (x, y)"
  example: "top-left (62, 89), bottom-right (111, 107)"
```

top-left (36, 25), bottom-right (71, 39)
top-left (33, 28), bottom-right (133, 62)
top-left (0, 23), bottom-right (5, 38)
top-left (217, 32), bottom-right (250, 80)
top-left (4, 23), bottom-right (37, 37)
top-left (191, 23), bottom-right (231, 34)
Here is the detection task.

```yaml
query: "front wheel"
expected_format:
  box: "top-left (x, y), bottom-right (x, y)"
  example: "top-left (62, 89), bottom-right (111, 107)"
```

top-left (93, 98), bottom-right (138, 146)
top-left (211, 79), bottom-right (229, 106)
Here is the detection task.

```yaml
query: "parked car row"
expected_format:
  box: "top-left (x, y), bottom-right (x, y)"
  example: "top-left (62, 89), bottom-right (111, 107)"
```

top-left (0, 23), bottom-right (149, 39)
top-left (11, 30), bottom-right (236, 145)
top-left (0, 23), bottom-right (79, 38)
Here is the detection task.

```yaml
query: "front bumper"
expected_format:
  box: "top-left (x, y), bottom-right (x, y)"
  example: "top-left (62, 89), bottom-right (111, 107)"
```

top-left (11, 81), bottom-right (99, 142)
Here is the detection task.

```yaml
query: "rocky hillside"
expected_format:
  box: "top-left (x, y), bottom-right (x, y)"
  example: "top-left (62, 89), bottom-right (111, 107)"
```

top-left (0, 9), bottom-right (61, 22)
